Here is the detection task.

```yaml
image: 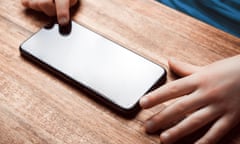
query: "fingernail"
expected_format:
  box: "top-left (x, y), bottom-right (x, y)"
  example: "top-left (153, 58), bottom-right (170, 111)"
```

top-left (139, 97), bottom-right (148, 107)
top-left (59, 17), bottom-right (69, 25)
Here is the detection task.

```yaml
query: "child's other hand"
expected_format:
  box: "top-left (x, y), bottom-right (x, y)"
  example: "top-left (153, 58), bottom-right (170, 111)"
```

top-left (140, 55), bottom-right (240, 144)
top-left (21, 0), bottom-right (78, 25)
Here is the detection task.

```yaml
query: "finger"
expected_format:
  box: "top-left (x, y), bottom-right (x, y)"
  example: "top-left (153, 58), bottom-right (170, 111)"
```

top-left (144, 92), bottom-right (206, 133)
top-left (159, 106), bottom-right (220, 144)
top-left (38, 0), bottom-right (56, 16)
top-left (140, 75), bottom-right (198, 109)
top-left (27, 0), bottom-right (41, 11)
top-left (195, 114), bottom-right (238, 144)
top-left (55, 0), bottom-right (70, 25)
top-left (21, 0), bottom-right (29, 7)
top-left (168, 58), bottom-right (201, 77)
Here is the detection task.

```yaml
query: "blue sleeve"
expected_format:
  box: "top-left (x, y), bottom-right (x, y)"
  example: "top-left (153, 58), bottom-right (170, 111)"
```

top-left (157, 0), bottom-right (240, 37)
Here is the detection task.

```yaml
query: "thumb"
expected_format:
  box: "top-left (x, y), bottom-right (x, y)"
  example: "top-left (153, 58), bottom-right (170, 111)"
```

top-left (168, 58), bottom-right (201, 77)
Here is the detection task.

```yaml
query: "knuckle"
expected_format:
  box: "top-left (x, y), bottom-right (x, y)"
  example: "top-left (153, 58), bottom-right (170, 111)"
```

top-left (190, 75), bottom-right (200, 87)
top-left (196, 75), bottom-right (206, 85)
top-left (175, 100), bottom-right (188, 113)
top-left (191, 117), bottom-right (204, 126)
top-left (58, 11), bottom-right (68, 18)
top-left (152, 114), bottom-right (163, 124)
top-left (167, 83), bottom-right (180, 95)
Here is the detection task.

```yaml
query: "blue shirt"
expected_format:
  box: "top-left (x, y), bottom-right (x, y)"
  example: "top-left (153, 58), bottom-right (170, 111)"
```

top-left (157, 0), bottom-right (240, 37)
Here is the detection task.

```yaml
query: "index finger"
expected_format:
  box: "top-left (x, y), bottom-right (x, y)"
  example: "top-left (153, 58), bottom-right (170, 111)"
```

top-left (55, 0), bottom-right (70, 25)
top-left (140, 75), bottom-right (198, 108)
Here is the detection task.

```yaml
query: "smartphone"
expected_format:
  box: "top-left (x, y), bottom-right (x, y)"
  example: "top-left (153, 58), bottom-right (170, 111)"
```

top-left (20, 21), bottom-right (166, 114)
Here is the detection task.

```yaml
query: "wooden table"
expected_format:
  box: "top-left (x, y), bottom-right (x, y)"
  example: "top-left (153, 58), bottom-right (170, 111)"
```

top-left (1, 0), bottom-right (240, 143)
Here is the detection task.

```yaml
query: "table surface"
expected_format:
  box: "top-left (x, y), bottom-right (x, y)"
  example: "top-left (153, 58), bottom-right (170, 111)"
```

top-left (0, 0), bottom-right (240, 143)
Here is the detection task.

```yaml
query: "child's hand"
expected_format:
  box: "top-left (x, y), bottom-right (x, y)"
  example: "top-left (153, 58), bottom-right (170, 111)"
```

top-left (140, 55), bottom-right (240, 144)
top-left (21, 0), bottom-right (78, 25)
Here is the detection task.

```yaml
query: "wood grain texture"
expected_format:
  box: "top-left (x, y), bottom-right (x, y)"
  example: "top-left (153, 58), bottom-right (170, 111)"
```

top-left (0, 0), bottom-right (239, 143)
